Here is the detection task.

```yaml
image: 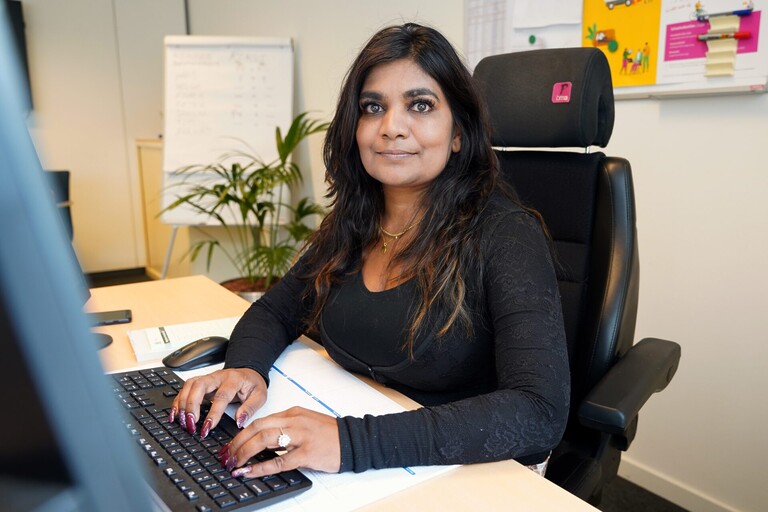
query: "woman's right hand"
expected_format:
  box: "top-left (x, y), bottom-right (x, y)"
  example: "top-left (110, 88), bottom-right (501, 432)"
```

top-left (169, 368), bottom-right (267, 439)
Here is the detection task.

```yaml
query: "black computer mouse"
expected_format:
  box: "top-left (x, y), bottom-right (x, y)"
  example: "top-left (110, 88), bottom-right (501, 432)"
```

top-left (162, 336), bottom-right (229, 371)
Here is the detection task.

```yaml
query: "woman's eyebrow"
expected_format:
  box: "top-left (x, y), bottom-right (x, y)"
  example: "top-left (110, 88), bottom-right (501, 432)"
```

top-left (359, 91), bottom-right (382, 101)
top-left (359, 88), bottom-right (439, 101)
top-left (404, 87), bottom-right (438, 99)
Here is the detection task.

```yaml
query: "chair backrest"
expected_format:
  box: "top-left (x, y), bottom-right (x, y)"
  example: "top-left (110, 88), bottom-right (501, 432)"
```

top-left (474, 48), bottom-right (640, 422)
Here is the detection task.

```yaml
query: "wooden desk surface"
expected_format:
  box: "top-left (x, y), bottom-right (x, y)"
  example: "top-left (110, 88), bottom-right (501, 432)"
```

top-left (88, 275), bottom-right (596, 511)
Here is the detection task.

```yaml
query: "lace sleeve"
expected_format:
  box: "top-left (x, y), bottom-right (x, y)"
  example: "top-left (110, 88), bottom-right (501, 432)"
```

top-left (338, 209), bottom-right (570, 471)
top-left (223, 253), bottom-right (315, 383)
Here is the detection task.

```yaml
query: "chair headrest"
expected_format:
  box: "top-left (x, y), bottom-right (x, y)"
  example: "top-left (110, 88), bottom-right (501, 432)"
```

top-left (474, 48), bottom-right (615, 148)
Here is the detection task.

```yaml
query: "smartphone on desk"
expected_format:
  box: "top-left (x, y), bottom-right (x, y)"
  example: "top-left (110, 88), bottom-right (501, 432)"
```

top-left (89, 309), bottom-right (132, 326)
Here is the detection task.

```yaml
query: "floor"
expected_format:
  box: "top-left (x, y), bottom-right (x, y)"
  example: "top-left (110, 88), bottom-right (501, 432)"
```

top-left (600, 477), bottom-right (688, 512)
top-left (89, 269), bottom-right (688, 512)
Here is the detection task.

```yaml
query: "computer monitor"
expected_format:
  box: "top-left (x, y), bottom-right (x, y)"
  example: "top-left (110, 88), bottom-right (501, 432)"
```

top-left (0, 5), bottom-right (151, 510)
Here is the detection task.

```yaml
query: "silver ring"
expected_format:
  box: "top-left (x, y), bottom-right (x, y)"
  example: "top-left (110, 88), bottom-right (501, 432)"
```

top-left (277, 428), bottom-right (291, 449)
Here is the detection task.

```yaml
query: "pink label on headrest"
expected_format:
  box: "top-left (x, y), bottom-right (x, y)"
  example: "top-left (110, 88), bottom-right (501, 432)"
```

top-left (552, 82), bottom-right (572, 103)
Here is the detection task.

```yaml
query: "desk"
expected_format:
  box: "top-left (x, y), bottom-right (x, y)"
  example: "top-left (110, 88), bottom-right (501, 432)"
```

top-left (89, 275), bottom-right (597, 511)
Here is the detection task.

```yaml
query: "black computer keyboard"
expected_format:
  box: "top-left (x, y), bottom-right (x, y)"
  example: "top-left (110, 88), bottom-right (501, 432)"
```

top-left (111, 367), bottom-right (312, 511)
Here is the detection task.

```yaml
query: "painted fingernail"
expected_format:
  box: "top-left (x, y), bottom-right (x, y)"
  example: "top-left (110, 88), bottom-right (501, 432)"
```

top-left (186, 413), bottom-right (197, 435)
top-left (200, 419), bottom-right (212, 439)
top-left (216, 443), bottom-right (230, 461)
top-left (231, 465), bottom-right (251, 478)
top-left (236, 413), bottom-right (247, 429)
top-left (226, 455), bottom-right (238, 473)
top-left (178, 409), bottom-right (186, 426)
top-left (168, 407), bottom-right (176, 424)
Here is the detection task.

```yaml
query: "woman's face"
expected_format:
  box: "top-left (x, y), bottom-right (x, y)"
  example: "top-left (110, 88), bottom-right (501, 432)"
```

top-left (355, 59), bottom-right (460, 192)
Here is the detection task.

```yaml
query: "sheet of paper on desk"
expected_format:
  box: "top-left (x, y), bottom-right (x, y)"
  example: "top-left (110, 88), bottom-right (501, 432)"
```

top-left (127, 316), bottom-right (240, 361)
top-left (179, 341), bottom-right (457, 511)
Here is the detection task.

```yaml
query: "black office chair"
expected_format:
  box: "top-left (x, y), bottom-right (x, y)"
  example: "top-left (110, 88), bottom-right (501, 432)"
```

top-left (474, 48), bottom-right (681, 505)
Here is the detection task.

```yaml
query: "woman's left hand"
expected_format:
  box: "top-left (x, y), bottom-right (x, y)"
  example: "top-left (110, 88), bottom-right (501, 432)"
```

top-left (221, 406), bottom-right (341, 478)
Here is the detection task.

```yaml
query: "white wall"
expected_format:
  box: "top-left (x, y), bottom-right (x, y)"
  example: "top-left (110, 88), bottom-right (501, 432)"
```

top-left (23, 0), bottom-right (138, 271)
top-left (19, 1), bottom-right (768, 510)
top-left (610, 94), bottom-right (768, 512)
top-left (23, 0), bottom-right (185, 272)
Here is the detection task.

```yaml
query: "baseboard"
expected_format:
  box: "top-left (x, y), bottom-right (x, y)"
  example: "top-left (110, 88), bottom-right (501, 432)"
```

top-left (618, 456), bottom-right (740, 512)
top-left (85, 267), bottom-right (151, 288)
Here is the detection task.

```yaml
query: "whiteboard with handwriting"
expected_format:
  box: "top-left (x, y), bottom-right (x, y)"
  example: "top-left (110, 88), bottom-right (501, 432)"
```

top-left (161, 36), bottom-right (293, 225)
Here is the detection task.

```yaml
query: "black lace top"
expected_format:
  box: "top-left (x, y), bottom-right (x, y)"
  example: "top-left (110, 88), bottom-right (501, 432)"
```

top-left (225, 193), bottom-right (569, 470)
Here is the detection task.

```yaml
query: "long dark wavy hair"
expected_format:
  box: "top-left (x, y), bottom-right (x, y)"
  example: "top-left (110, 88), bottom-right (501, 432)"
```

top-left (302, 23), bottom-right (499, 353)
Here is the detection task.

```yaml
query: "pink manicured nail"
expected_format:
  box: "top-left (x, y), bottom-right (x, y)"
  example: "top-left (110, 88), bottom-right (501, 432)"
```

top-left (226, 455), bottom-right (238, 473)
top-left (168, 407), bottom-right (176, 424)
top-left (236, 413), bottom-right (247, 429)
top-left (178, 409), bottom-right (186, 426)
top-left (186, 413), bottom-right (196, 435)
top-left (231, 465), bottom-right (251, 478)
top-left (216, 443), bottom-right (230, 461)
top-left (200, 419), bottom-right (212, 439)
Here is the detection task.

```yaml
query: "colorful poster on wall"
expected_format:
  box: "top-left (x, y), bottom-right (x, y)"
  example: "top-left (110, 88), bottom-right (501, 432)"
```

top-left (583, 0), bottom-right (663, 88)
top-left (583, 0), bottom-right (765, 89)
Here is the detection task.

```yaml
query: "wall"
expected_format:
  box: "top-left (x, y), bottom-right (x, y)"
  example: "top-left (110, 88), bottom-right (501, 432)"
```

top-left (23, 0), bottom-right (136, 271)
top-left (23, 0), bottom-right (186, 273)
top-left (19, 1), bottom-right (768, 511)
top-left (611, 94), bottom-right (768, 512)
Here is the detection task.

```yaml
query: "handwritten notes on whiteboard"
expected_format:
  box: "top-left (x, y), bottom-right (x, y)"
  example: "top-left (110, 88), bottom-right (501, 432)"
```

top-left (161, 36), bottom-right (293, 225)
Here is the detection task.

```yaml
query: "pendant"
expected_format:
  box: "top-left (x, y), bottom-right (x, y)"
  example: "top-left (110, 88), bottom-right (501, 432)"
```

top-left (382, 241), bottom-right (388, 254)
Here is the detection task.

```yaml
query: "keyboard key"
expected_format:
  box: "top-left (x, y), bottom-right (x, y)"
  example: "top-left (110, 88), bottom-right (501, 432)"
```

top-left (215, 472), bottom-right (232, 483)
top-left (168, 445), bottom-right (186, 456)
top-left (215, 495), bottom-right (237, 508)
top-left (208, 488), bottom-right (229, 500)
top-left (200, 457), bottom-right (218, 468)
top-left (131, 410), bottom-right (151, 420)
top-left (223, 480), bottom-right (242, 491)
top-left (188, 466), bottom-right (205, 477)
top-left (194, 473), bottom-right (213, 484)
top-left (264, 476), bottom-right (288, 492)
top-left (246, 480), bottom-right (271, 497)
top-left (173, 452), bottom-right (192, 463)
top-left (281, 470), bottom-right (306, 486)
top-left (234, 489), bottom-right (255, 502)
top-left (177, 482), bottom-right (193, 493)
top-left (202, 481), bottom-right (221, 493)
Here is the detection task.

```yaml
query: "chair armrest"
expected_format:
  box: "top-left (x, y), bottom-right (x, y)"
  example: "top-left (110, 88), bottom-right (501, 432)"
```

top-left (578, 338), bottom-right (681, 436)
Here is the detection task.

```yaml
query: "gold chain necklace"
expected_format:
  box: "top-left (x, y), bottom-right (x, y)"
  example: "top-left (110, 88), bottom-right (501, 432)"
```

top-left (380, 224), bottom-right (416, 254)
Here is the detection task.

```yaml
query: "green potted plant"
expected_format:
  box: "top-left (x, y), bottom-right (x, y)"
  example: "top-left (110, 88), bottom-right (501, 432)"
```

top-left (163, 112), bottom-right (328, 300)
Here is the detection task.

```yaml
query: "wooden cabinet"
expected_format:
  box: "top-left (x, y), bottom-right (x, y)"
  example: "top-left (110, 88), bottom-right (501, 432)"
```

top-left (136, 139), bottom-right (191, 279)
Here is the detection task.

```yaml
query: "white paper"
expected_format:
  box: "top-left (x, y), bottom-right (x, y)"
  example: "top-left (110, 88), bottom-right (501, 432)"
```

top-left (179, 341), bottom-right (457, 511)
top-left (127, 316), bottom-right (240, 361)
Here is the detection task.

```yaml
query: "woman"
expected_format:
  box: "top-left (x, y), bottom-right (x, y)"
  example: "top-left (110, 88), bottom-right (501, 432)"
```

top-left (171, 23), bottom-right (569, 478)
